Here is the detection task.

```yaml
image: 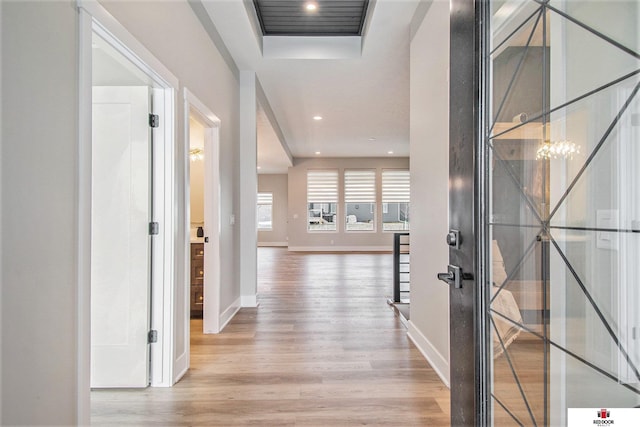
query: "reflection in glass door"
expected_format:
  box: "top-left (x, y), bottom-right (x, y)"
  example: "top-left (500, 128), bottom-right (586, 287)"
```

top-left (484, 1), bottom-right (640, 425)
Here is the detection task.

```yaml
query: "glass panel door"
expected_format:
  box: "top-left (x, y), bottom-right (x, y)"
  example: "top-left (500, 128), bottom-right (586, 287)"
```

top-left (485, 1), bottom-right (640, 425)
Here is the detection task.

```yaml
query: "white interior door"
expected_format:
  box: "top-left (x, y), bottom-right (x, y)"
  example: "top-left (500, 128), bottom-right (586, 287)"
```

top-left (91, 86), bottom-right (151, 388)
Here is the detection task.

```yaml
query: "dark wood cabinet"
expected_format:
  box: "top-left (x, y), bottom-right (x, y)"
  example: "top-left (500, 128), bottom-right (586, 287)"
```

top-left (190, 243), bottom-right (204, 317)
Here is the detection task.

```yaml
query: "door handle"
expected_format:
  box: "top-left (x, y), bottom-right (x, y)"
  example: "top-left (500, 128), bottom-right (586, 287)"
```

top-left (437, 271), bottom-right (454, 282)
top-left (437, 265), bottom-right (474, 289)
top-left (437, 265), bottom-right (462, 289)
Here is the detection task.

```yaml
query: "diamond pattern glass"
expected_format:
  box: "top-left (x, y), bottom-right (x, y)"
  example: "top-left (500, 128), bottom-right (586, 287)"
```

top-left (486, 1), bottom-right (640, 425)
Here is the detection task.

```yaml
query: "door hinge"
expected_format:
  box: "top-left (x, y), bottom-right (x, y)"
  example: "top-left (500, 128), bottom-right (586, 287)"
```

top-left (148, 330), bottom-right (158, 344)
top-left (149, 114), bottom-right (160, 128)
top-left (149, 222), bottom-right (159, 235)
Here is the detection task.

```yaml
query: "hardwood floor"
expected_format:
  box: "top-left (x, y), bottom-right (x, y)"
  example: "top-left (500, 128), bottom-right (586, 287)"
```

top-left (493, 332), bottom-right (547, 426)
top-left (91, 248), bottom-right (450, 426)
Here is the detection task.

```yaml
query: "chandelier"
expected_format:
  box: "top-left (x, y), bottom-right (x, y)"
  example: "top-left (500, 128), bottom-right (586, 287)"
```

top-left (536, 140), bottom-right (580, 160)
top-left (189, 148), bottom-right (204, 162)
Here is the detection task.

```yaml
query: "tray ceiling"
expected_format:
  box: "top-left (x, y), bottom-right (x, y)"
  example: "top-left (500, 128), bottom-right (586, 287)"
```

top-left (253, 0), bottom-right (369, 36)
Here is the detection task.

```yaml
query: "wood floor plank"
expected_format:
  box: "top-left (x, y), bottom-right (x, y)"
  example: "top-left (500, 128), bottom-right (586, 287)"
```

top-left (91, 248), bottom-right (451, 426)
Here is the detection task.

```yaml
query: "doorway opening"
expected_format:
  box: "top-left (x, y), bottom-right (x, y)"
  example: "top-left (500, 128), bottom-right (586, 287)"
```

top-left (78, 4), bottom-right (178, 413)
top-left (188, 116), bottom-right (206, 320)
top-left (175, 89), bottom-right (222, 383)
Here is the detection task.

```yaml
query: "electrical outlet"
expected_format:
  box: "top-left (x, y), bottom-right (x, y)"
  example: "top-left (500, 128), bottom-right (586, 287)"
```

top-left (229, 214), bottom-right (235, 226)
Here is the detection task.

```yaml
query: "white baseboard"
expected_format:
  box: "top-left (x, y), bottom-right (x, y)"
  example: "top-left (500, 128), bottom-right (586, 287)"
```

top-left (407, 321), bottom-right (450, 388)
top-left (257, 242), bottom-right (288, 247)
top-left (241, 294), bottom-right (259, 307)
top-left (219, 297), bottom-right (241, 331)
top-left (288, 246), bottom-right (392, 252)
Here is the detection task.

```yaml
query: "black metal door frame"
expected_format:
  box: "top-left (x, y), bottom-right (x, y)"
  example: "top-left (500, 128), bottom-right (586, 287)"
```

top-left (447, 0), bottom-right (490, 425)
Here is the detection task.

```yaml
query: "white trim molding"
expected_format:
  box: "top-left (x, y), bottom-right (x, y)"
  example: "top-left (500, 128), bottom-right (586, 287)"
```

top-left (218, 297), bottom-right (242, 332)
top-left (257, 242), bottom-right (288, 247)
top-left (77, 0), bottom-right (179, 89)
top-left (407, 321), bottom-right (450, 388)
top-left (287, 246), bottom-right (392, 252)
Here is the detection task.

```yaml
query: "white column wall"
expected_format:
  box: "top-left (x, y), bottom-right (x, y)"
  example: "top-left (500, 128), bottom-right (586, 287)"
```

top-left (407, 0), bottom-right (451, 386)
top-left (239, 71), bottom-right (258, 306)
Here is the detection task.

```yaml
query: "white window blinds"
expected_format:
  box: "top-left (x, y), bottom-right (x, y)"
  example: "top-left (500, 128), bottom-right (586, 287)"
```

top-left (257, 193), bottom-right (273, 205)
top-left (382, 170), bottom-right (410, 203)
top-left (344, 170), bottom-right (376, 203)
top-left (307, 170), bottom-right (338, 203)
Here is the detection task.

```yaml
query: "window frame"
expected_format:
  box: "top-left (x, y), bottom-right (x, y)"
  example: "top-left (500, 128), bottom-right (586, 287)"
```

top-left (381, 169), bottom-right (410, 233)
top-left (257, 192), bottom-right (273, 231)
top-left (306, 169), bottom-right (339, 233)
top-left (344, 169), bottom-right (377, 233)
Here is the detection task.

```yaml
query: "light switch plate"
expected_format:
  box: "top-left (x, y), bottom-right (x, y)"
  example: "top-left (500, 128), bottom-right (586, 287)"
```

top-left (596, 209), bottom-right (618, 250)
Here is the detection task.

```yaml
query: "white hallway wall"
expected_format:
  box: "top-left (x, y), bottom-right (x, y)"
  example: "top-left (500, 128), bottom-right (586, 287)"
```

top-left (1, 1), bottom-right (79, 424)
top-left (408, 0), bottom-right (451, 386)
top-left (1, 0), bottom-right (242, 424)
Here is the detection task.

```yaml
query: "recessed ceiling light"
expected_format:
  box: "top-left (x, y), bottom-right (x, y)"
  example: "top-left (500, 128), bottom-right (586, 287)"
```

top-left (315, 151), bottom-right (321, 155)
top-left (368, 137), bottom-right (377, 141)
top-left (305, 3), bottom-right (318, 11)
top-left (388, 151), bottom-right (394, 155)
top-left (257, 166), bottom-right (262, 170)
top-left (313, 116), bottom-right (323, 121)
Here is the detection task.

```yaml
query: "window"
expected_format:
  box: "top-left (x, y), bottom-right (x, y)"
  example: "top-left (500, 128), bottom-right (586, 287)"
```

top-left (344, 169), bottom-right (376, 232)
top-left (257, 192), bottom-right (273, 230)
top-left (307, 170), bottom-right (338, 231)
top-left (382, 170), bottom-right (410, 231)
